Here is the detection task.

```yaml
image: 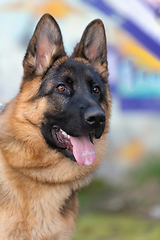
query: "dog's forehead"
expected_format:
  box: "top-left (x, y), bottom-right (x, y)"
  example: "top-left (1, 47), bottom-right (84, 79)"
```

top-left (55, 58), bottom-right (95, 78)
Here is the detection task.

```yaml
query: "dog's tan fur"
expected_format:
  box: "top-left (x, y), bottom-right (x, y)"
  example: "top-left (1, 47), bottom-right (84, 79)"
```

top-left (0, 14), bottom-right (111, 239)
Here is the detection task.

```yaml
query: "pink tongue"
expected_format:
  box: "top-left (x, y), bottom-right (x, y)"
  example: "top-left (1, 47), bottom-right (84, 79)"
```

top-left (70, 135), bottom-right (95, 166)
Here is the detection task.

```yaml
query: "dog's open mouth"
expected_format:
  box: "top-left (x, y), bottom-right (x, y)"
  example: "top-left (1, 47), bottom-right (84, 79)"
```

top-left (52, 127), bottom-right (95, 166)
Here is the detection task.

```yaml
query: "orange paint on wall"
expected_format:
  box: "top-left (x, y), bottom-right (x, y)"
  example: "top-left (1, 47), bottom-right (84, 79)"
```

top-left (118, 140), bottom-right (145, 163)
top-left (0, 0), bottom-right (73, 18)
top-left (37, 0), bottom-right (72, 18)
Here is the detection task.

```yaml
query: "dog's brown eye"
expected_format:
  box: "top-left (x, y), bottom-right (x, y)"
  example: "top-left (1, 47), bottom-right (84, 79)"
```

top-left (57, 84), bottom-right (66, 92)
top-left (93, 86), bottom-right (100, 94)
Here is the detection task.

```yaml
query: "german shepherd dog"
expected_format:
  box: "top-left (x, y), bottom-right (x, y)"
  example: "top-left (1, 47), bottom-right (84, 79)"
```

top-left (0, 14), bottom-right (111, 239)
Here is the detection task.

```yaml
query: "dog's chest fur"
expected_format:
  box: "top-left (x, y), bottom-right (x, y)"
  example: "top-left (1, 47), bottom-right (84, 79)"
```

top-left (0, 160), bottom-right (80, 239)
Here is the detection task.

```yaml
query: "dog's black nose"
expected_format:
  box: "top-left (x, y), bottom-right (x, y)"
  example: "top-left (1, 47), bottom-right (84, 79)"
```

top-left (84, 107), bottom-right (106, 128)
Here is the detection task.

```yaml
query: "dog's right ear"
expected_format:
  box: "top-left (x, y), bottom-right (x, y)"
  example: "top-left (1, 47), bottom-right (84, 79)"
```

top-left (23, 14), bottom-right (66, 77)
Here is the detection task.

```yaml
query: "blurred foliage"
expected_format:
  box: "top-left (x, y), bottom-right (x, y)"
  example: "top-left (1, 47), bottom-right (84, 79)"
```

top-left (73, 213), bottom-right (160, 240)
top-left (78, 179), bottom-right (110, 203)
top-left (78, 178), bottom-right (114, 213)
top-left (132, 157), bottom-right (160, 184)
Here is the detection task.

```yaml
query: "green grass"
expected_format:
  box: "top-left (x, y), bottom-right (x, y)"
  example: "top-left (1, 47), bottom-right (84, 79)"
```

top-left (73, 167), bottom-right (160, 240)
top-left (73, 213), bottom-right (160, 240)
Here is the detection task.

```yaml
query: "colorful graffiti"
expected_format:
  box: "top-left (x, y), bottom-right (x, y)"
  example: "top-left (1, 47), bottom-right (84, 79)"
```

top-left (83, 0), bottom-right (160, 111)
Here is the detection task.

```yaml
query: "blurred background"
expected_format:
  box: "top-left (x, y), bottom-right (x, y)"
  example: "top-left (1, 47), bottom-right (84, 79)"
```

top-left (0, 0), bottom-right (160, 239)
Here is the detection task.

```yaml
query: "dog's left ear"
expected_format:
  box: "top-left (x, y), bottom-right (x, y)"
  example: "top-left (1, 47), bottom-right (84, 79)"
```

top-left (72, 19), bottom-right (108, 74)
top-left (23, 14), bottom-right (66, 77)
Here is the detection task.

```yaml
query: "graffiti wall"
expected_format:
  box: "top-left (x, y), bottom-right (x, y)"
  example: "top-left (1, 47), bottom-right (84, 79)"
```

top-left (0, 0), bottom-right (160, 181)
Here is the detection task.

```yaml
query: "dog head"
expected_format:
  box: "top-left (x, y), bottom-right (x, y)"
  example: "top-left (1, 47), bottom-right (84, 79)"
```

top-left (19, 14), bottom-right (111, 168)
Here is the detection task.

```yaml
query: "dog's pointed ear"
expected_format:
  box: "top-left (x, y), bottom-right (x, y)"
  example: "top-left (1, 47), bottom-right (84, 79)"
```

top-left (72, 19), bottom-right (108, 74)
top-left (23, 14), bottom-right (66, 76)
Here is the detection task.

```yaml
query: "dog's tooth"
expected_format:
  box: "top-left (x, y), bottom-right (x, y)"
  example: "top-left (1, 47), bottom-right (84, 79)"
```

top-left (60, 129), bottom-right (71, 139)
top-left (61, 129), bottom-right (67, 136)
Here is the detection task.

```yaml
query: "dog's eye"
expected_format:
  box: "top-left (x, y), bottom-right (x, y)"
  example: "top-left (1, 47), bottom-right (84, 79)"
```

top-left (57, 84), bottom-right (66, 92)
top-left (93, 86), bottom-right (100, 94)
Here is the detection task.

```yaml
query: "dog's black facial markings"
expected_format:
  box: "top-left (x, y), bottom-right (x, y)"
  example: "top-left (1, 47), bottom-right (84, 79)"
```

top-left (40, 59), bottom-right (107, 162)
top-left (41, 122), bottom-right (76, 161)
top-left (37, 59), bottom-right (106, 101)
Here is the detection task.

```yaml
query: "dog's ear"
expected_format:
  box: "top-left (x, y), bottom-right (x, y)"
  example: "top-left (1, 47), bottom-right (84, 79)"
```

top-left (72, 19), bottom-right (108, 74)
top-left (23, 14), bottom-right (66, 77)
